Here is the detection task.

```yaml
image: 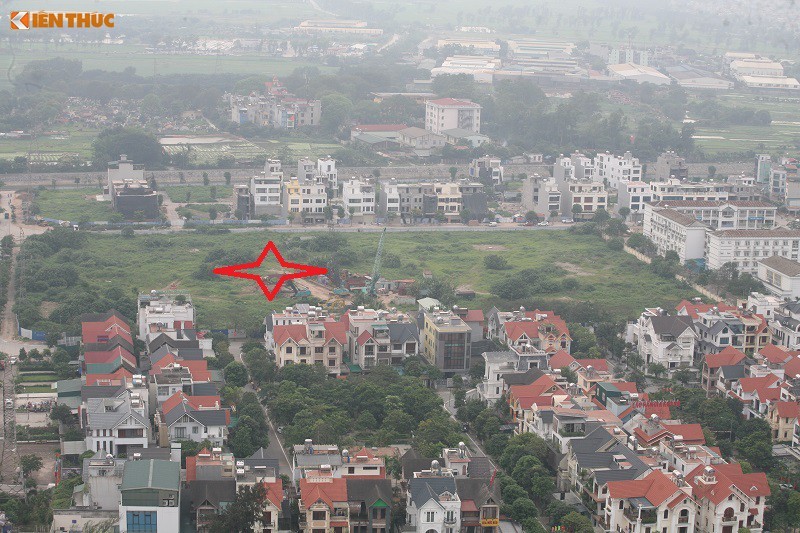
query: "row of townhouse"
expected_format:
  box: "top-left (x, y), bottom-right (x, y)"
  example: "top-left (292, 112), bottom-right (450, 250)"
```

top-left (382, 179), bottom-right (489, 222)
top-left (553, 151), bottom-right (642, 190)
top-left (266, 300), bottom-right (485, 377)
top-left (753, 153), bottom-right (800, 208)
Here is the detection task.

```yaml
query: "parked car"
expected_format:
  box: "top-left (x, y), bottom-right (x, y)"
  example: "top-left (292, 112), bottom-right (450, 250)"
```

top-left (4, 399), bottom-right (12, 409)
top-left (561, 218), bottom-right (574, 224)
top-left (488, 221), bottom-right (498, 227)
top-left (8, 358), bottom-right (16, 365)
top-left (537, 221), bottom-right (549, 226)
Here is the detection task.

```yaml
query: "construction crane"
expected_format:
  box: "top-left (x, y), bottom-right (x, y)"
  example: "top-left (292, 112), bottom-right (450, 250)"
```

top-left (365, 228), bottom-right (387, 296)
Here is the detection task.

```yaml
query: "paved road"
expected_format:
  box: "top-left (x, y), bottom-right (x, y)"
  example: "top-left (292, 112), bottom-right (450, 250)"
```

top-left (230, 340), bottom-right (292, 479)
top-left (437, 388), bottom-right (497, 472)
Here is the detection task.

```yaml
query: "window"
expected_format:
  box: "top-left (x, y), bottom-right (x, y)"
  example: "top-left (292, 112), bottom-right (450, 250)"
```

top-left (192, 426), bottom-right (198, 434)
top-left (312, 511), bottom-right (327, 521)
top-left (425, 511), bottom-right (436, 522)
top-left (127, 511), bottom-right (157, 532)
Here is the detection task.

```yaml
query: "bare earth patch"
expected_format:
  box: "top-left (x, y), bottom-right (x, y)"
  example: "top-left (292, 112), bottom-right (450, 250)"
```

top-left (555, 262), bottom-right (593, 276)
top-left (39, 301), bottom-right (59, 318)
top-left (473, 244), bottom-right (508, 252)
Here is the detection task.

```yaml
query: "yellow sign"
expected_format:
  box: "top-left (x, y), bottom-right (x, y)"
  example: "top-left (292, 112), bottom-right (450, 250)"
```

top-left (480, 519), bottom-right (499, 527)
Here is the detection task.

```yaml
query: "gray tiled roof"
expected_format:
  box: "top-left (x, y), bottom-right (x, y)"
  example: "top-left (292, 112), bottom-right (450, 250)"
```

top-left (387, 323), bottom-right (419, 344)
top-left (346, 478), bottom-right (392, 505)
top-left (408, 477), bottom-right (457, 507)
top-left (455, 478), bottom-right (498, 506)
top-left (86, 394), bottom-right (148, 430)
top-left (185, 478), bottom-right (237, 510)
top-left (164, 403), bottom-right (227, 427)
top-left (649, 315), bottom-right (694, 337)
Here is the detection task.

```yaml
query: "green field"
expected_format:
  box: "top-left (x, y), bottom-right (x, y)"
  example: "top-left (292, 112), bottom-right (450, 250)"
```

top-left (23, 230), bottom-right (697, 331)
top-left (165, 186), bottom-right (232, 203)
top-left (19, 385), bottom-right (54, 393)
top-left (33, 189), bottom-right (115, 222)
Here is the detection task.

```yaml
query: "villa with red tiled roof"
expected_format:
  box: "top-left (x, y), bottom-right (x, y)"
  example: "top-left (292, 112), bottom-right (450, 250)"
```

top-left (299, 478), bottom-right (349, 533)
top-left (272, 320), bottom-right (348, 376)
top-left (729, 373), bottom-right (782, 418)
top-left (498, 312), bottom-right (571, 355)
top-left (603, 470), bottom-right (696, 533)
top-left (701, 346), bottom-right (746, 396)
top-left (81, 311), bottom-right (137, 376)
top-left (632, 416), bottom-right (706, 448)
top-left (507, 375), bottom-right (568, 430)
top-left (767, 400), bottom-right (800, 442)
top-left (675, 300), bottom-right (737, 319)
top-left (687, 463), bottom-right (769, 532)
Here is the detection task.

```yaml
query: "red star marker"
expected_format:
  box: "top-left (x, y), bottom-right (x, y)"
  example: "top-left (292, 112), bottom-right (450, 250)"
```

top-left (213, 241), bottom-right (327, 301)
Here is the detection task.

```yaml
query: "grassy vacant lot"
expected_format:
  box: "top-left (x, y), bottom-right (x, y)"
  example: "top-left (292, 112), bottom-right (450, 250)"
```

top-left (34, 189), bottom-right (114, 222)
top-left (690, 93), bottom-right (800, 155)
top-left (25, 230), bottom-right (696, 330)
top-left (165, 186), bottom-right (232, 203)
top-left (0, 43), bottom-right (330, 91)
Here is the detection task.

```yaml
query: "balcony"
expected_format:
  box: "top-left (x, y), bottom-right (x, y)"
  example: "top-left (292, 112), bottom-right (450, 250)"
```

top-left (623, 508), bottom-right (657, 524)
top-left (444, 516), bottom-right (457, 525)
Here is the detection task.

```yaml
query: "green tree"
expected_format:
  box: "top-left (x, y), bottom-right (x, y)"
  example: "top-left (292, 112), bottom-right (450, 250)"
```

top-left (525, 211), bottom-right (539, 223)
top-left (224, 171), bottom-right (232, 185)
top-left (92, 127), bottom-right (163, 167)
top-left (484, 255), bottom-right (510, 270)
top-left (449, 167), bottom-right (458, 179)
top-left (560, 511), bottom-right (594, 533)
top-left (224, 361), bottom-right (249, 387)
top-left (649, 363), bottom-right (667, 379)
top-left (571, 204), bottom-right (583, 218)
top-left (209, 207), bottom-right (218, 221)
top-left (618, 206), bottom-right (631, 221)
top-left (50, 403), bottom-right (73, 424)
top-left (510, 498), bottom-right (538, 521)
top-left (203, 172), bottom-right (210, 186)
top-left (21, 454), bottom-right (43, 477)
top-left (211, 483), bottom-right (270, 532)
top-left (121, 227), bottom-right (135, 238)
top-left (320, 93), bottom-right (354, 134)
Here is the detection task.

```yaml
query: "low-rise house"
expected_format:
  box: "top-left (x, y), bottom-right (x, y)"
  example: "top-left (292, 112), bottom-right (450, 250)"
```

top-left (767, 401), bottom-right (800, 442)
top-left (345, 308), bottom-right (418, 369)
top-left (346, 478), bottom-right (392, 533)
top-left (701, 346), bottom-right (746, 397)
top-left (118, 459), bottom-right (181, 533)
top-left (603, 470), bottom-right (695, 533)
top-left (729, 373), bottom-right (781, 418)
top-left (398, 127), bottom-right (446, 156)
top-left (421, 307), bottom-right (472, 376)
top-left (341, 447), bottom-right (386, 479)
top-left (185, 478), bottom-right (237, 533)
top-left (293, 440), bottom-right (343, 483)
top-left (405, 470), bottom-right (460, 533)
top-left (631, 416), bottom-right (706, 448)
top-left (469, 156), bottom-right (504, 185)
top-left (299, 477), bottom-right (350, 533)
top-left (521, 175), bottom-right (561, 217)
top-left (488, 307), bottom-right (570, 353)
top-left (770, 300), bottom-right (800, 350)
top-left (629, 309), bottom-right (696, 373)
top-left (273, 320), bottom-right (347, 376)
top-left (686, 463), bottom-right (769, 533)
top-left (343, 178), bottom-right (377, 222)
top-left (84, 391), bottom-right (150, 456)
top-left (159, 400), bottom-right (229, 447)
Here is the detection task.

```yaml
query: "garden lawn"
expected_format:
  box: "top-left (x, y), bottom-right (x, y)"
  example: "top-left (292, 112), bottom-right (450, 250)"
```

top-left (21, 229), bottom-right (698, 331)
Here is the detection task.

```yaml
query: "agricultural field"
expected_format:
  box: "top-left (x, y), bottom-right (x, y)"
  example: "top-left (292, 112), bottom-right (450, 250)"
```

top-left (0, 127), bottom-right (100, 161)
top-left (22, 229), bottom-right (697, 332)
top-left (160, 135), bottom-right (268, 166)
top-left (32, 189), bottom-right (115, 222)
top-left (690, 93), bottom-right (800, 155)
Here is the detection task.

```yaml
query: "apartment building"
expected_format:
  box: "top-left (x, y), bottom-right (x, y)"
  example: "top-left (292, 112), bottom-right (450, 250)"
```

top-left (553, 152), bottom-right (596, 183)
top-left (118, 459), bottom-right (181, 533)
top-left (469, 156), bottom-right (504, 184)
top-left (425, 98), bottom-right (482, 135)
top-left (758, 255), bottom-right (800, 299)
top-left (646, 201), bottom-right (776, 230)
top-left (521, 175), bottom-right (561, 217)
top-left (559, 180), bottom-right (608, 219)
top-left (250, 159), bottom-right (285, 217)
top-left (285, 175), bottom-right (328, 224)
top-left (652, 150), bottom-right (689, 181)
top-left (727, 174), bottom-right (764, 202)
top-left (705, 229), bottom-right (800, 274)
top-left (617, 181), bottom-right (652, 219)
top-left (650, 179), bottom-right (732, 203)
top-left (395, 183), bottom-right (437, 218)
top-left (342, 178), bottom-right (376, 222)
top-left (317, 156), bottom-right (338, 191)
top-left (106, 155), bottom-right (159, 219)
top-left (272, 320), bottom-right (347, 376)
top-left (642, 206), bottom-right (707, 263)
top-left (382, 182), bottom-right (401, 216)
top-left (596, 151), bottom-right (642, 189)
top-left (421, 308), bottom-right (473, 376)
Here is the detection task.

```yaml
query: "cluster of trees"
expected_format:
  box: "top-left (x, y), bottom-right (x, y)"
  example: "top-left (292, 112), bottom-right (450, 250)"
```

top-left (262, 363), bottom-right (461, 456)
top-left (688, 99), bottom-right (772, 127)
top-left (491, 265), bottom-right (579, 301)
top-left (697, 262), bottom-right (766, 298)
top-left (15, 228), bottom-right (137, 335)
